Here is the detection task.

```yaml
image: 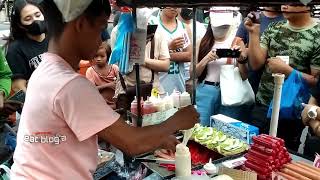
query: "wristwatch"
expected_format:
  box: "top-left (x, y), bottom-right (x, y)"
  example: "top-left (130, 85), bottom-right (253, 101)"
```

top-left (307, 106), bottom-right (318, 119)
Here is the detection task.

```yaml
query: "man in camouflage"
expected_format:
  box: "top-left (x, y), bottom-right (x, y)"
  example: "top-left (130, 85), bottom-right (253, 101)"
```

top-left (245, 4), bottom-right (320, 151)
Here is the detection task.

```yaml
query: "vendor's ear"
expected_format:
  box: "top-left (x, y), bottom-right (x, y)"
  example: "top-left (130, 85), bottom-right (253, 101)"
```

top-left (74, 15), bottom-right (88, 33)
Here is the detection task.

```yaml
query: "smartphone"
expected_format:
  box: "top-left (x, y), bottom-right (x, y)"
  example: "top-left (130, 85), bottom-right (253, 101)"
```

top-left (247, 12), bottom-right (260, 24)
top-left (216, 49), bottom-right (241, 58)
top-left (147, 25), bottom-right (158, 35)
top-left (7, 90), bottom-right (25, 104)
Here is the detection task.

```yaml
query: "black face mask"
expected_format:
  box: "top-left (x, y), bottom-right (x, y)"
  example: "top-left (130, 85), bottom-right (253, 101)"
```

top-left (180, 8), bottom-right (193, 21)
top-left (22, 20), bottom-right (47, 36)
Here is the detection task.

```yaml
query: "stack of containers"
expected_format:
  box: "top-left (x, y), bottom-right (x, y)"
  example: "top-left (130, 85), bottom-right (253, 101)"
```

top-left (243, 134), bottom-right (292, 180)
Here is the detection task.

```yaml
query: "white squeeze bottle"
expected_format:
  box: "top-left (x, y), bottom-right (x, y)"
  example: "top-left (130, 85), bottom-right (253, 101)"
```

top-left (153, 95), bottom-right (164, 112)
top-left (175, 143), bottom-right (191, 177)
top-left (180, 92), bottom-right (191, 108)
top-left (163, 92), bottom-right (174, 110)
top-left (171, 89), bottom-right (181, 108)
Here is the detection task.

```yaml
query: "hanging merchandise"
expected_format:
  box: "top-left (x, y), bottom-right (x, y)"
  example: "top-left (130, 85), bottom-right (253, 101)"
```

top-left (109, 11), bottom-right (135, 74)
top-left (129, 8), bottom-right (154, 65)
top-left (220, 65), bottom-right (255, 106)
top-left (267, 70), bottom-right (310, 120)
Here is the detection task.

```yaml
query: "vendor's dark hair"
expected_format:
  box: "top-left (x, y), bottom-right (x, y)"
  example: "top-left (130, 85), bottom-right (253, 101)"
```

top-left (7, 0), bottom-right (43, 44)
top-left (41, 0), bottom-right (111, 41)
top-left (197, 24), bottom-right (215, 83)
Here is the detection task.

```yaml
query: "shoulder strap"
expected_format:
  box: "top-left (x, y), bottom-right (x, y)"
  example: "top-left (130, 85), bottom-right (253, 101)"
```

top-left (150, 38), bottom-right (155, 83)
top-left (119, 72), bottom-right (127, 91)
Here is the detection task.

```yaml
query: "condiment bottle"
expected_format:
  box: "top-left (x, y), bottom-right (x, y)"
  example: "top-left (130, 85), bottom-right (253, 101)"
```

top-left (130, 96), bottom-right (138, 115)
top-left (163, 92), bottom-right (174, 110)
top-left (180, 91), bottom-right (191, 108)
top-left (153, 95), bottom-right (165, 112)
top-left (171, 89), bottom-right (181, 108)
top-left (204, 158), bottom-right (217, 175)
top-left (175, 143), bottom-right (191, 177)
top-left (143, 97), bottom-right (156, 115)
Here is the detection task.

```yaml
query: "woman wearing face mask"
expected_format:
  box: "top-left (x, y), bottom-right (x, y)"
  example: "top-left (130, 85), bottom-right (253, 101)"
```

top-left (6, 0), bottom-right (48, 93)
top-left (194, 10), bottom-right (248, 126)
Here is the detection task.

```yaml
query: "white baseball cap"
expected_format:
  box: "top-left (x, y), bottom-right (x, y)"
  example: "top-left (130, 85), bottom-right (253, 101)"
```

top-left (53, 0), bottom-right (93, 22)
top-left (209, 7), bottom-right (234, 27)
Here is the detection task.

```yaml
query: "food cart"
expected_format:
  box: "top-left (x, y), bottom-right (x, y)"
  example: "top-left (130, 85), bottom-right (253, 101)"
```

top-left (95, 0), bottom-right (320, 179)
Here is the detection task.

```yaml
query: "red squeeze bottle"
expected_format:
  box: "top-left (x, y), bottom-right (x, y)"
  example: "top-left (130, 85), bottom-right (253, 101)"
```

top-left (143, 97), bottom-right (156, 115)
top-left (131, 97), bottom-right (138, 115)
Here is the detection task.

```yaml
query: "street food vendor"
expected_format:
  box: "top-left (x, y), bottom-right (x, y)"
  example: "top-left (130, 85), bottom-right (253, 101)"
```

top-left (10, 0), bottom-right (199, 179)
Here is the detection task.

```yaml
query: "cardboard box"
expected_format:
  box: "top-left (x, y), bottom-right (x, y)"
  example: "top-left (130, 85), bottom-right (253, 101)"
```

top-left (211, 114), bottom-right (259, 144)
top-left (218, 167), bottom-right (257, 180)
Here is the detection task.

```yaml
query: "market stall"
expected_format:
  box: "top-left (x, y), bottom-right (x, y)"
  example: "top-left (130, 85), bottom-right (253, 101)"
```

top-left (96, 0), bottom-right (320, 179)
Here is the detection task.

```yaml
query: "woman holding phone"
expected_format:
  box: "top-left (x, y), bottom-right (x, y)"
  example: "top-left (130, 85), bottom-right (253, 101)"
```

top-left (194, 10), bottom-right (248, 126)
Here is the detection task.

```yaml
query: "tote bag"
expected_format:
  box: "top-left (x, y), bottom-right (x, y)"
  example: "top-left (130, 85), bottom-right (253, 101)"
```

top-left (220, 64), bottom-right (255, 106)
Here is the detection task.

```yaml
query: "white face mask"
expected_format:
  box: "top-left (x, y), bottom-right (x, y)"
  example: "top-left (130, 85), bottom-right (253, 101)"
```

top-left (211, 25), bottom-right (231, 39)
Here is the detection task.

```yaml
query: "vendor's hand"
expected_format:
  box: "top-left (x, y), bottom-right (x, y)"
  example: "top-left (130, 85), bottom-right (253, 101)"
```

top-left (267, 57), bottom-right (293, 75)
top-left (244, 17), bottom-right (260, 34)
top-left (169, 37), bottom-right (185, 50)
top-left (160, 135), bottom-right (180, 152)
top-left (171, 105), bottom-right (199, 130)
top-left (203, 50), bottom-right (219, 64)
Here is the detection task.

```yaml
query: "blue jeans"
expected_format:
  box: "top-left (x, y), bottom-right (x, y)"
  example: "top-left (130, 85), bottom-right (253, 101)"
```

top-left (196, 84), bottom-right (221, 126)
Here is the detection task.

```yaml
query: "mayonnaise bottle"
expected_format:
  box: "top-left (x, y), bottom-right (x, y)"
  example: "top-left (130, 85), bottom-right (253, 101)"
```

top-left (175, 143), bottom-right (191, 177)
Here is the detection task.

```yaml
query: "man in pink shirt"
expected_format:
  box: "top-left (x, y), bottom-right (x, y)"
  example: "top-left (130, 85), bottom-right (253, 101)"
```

top-left (10, 0), bottom-right (199, 179)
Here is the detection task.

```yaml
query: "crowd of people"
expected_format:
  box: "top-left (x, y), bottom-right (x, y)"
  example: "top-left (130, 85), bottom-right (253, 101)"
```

top-left (0, 0), bottom-right (319, 179)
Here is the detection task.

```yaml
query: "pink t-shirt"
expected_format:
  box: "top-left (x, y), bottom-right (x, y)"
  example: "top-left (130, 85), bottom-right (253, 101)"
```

top-left (11, 53), bottom-right (120, 180)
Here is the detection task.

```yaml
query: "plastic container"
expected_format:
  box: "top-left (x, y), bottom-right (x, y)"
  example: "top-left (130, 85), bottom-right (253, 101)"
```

top-left (131, 96), bottom-right (143, 126)
top-left (171, 89), bottom-right (181, 108)
top-left (175, 144), bottom-right (191, 177)
top-left (143, 97), bottom-right (156, 115)
top-left (153, 95), bottom-right (165, 112)
top-left (131, 97), bottom-right (138, 115)
top-left (163, 92), bottom-right (174, 110)
top-left (180, 92), bottom-right (191, 108)
top-left (203, 158), bottom-right (217, 175)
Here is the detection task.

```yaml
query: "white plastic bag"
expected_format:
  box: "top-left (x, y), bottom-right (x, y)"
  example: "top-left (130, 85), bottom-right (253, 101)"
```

top-left (220, 65), bottom-right (255, 106)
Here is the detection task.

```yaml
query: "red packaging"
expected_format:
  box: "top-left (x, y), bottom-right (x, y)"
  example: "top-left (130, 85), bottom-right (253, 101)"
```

top-left (261, 134), bottom-right (285, 146)
top-left (253, 136), bottom-right (278, 149)
top-left (249, 149), bottom-right (274, 161)
top-left (245, 161), bottom-right (271, 175)
top-left (245, 153), bottom-right (271, 167)
top-left (251, 144), bottom-right (277, 156)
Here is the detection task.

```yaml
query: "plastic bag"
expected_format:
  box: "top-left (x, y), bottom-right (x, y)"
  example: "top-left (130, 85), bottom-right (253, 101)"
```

top-left (109, 12), bottom-right (135, 74)
top-left (267, 70), bottom-right (310, 120)
top-left (4, 132), bottom-right (16, 152)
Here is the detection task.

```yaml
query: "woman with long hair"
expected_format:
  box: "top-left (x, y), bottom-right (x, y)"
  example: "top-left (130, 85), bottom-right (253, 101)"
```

top-left (195, 10), bottom-right (248, 126)
top-left (6, 0), bottom-right (48, 92)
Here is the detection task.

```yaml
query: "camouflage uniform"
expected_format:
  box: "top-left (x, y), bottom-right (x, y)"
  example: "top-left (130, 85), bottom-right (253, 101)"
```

top-left (256, 21), bottom-right (320, 106)
top-left (250, 21), bottom-right (320, 151)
